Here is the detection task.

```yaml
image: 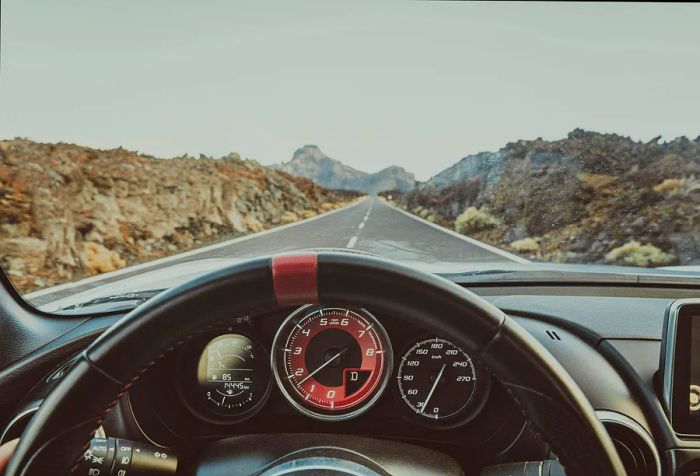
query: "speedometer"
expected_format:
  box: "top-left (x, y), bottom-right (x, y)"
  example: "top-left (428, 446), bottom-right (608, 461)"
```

top-left (271, 306), bottom-right (392, 421)
top-left (397, 337), bottom-right (484, 423)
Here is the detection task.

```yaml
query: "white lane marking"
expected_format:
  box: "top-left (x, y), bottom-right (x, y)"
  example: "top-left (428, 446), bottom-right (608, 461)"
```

top-left (347, 201), bottom-right (371, 248)
top-left (378, 198), bottom-right (530, 263)
top-left (25, 197), bottom-right (369, 299)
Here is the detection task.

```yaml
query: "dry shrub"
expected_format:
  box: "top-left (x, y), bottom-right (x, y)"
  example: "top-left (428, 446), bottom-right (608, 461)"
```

top-left (653, 178), bottom-right (686, 195)
top-left (510, 237), bottom-right (539, 253)
top-left (605, 240), bottom-right (675, 267)
top-left (577, 173), bottom-right (617, 194)
top-left (455, 207), bottom-right (501, 234)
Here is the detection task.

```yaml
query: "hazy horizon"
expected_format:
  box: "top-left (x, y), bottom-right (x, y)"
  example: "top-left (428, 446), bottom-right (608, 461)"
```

top-left (1, 1), bottom-right (699, 180)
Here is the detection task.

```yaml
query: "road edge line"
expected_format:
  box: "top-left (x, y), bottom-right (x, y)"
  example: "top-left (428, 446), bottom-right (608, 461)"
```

top-left (25, 197), bottom-right (368, 299)
top-left (380, 198), bottom-right (530, 264)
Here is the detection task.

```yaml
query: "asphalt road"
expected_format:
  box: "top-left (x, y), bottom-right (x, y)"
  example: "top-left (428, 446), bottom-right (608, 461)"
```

top-left (27, 197), bottom-right (525, 307)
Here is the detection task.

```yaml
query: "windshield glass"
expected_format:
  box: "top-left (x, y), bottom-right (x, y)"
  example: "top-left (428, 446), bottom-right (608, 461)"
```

top-left (1, 2), bottom-right (699, 311)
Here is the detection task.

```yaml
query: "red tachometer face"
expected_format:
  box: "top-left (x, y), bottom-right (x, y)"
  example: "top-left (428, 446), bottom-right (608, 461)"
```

top-left (272, 306), bottom-right (392, 420)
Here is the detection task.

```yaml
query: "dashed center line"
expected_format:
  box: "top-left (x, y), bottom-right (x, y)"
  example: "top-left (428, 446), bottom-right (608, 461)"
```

top-left (346, 236), bottom-right (358, 248)
top-left (346, 203), bottom-right (371, 249)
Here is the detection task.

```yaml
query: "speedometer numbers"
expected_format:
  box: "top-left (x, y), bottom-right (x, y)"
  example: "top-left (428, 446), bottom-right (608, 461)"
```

top-left (272, 306), bottom-right (393, 421)
top-left (398, 338), bottom-right (488, 425)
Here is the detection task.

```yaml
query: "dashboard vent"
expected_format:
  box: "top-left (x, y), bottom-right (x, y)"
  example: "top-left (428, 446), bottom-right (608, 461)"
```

top-left (598, 411), bottom-right (659, 476)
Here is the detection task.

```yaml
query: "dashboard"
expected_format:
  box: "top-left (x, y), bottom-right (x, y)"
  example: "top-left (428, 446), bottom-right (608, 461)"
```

top-left (124, 304), bottom-right (522, 469)
top-left (4, 280), bottom-right (700, 475)
top-left (177, 305), bottom-right (487, 424)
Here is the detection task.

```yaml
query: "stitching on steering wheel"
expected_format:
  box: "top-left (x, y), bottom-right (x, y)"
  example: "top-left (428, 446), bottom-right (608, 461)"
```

top-left (66, 313), bottom-right (278, 473)
top-left (474, 317), bottom-right (575, 474)
top-left (498, 382), bottom-right (566, 474)
top-left (68, 330), bottom-right (206, 473)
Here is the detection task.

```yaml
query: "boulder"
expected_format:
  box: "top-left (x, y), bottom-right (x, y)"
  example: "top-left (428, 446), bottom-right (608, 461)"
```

top-left (81, 241), bottom-right (126, 275)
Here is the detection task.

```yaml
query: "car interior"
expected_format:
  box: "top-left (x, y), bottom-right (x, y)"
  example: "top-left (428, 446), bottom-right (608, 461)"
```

top-left (2, 3), bottom-right (699, 476)
top-left (0, 250), bottom-right (699, 475)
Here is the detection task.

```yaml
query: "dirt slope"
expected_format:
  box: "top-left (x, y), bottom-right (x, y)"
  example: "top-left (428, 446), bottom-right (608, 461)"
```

top-left (0, 139), bottom-right (355, 293)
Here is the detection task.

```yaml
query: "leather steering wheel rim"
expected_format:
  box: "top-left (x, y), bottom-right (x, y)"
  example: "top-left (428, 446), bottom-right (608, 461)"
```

top-left (5, 252), bottom-right (626, 476)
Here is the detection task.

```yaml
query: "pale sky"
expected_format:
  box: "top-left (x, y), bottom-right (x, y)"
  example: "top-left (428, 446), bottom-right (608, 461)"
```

top-left (1, 1), bottom-right (699, 180)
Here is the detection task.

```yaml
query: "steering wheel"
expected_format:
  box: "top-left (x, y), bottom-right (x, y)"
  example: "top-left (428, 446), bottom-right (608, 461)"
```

top-left (4, 252), bottom-right (625, 475)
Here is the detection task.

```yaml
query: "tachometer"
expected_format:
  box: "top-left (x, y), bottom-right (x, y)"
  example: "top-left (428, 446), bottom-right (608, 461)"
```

top-left (398, 337), bottom-right (486, 423)
top-left (271, 306), bottom-right (392, 421)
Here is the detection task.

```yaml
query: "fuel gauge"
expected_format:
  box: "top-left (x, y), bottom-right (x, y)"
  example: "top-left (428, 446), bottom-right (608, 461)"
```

top-left (195, 333), bottom-right (270, 420)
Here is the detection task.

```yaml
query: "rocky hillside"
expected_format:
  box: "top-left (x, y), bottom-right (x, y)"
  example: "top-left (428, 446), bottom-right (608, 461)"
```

top-left (275, 145), bottom-right (415, 193)
top-left (0, 139), bottom-right (356, 293)
top-left (389, 129), bottom-right (700, 267)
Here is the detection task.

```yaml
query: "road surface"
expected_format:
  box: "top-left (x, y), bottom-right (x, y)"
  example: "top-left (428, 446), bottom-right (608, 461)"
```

top-left (27, 197), bottom-right (526, 307)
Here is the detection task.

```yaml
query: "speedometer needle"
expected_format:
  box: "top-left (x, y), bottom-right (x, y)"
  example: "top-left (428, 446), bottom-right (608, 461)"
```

top-left (298, 348), bottom-right (348, 385)
top-left (421, 363), bottom-right (446, 415)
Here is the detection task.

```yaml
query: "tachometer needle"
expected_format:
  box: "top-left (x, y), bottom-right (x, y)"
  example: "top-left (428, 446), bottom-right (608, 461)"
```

top-left (298, 348), bottom-right (348, 385)
top-left (421, 363), bottom-right (446, 414)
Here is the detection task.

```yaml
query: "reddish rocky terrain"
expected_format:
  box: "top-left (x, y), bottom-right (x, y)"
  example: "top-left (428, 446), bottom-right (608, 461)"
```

top-left (0, 139), bottom-right (355, 293)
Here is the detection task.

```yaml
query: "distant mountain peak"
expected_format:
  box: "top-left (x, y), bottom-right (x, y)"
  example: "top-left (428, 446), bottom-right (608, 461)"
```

top-left (276, 145), bottom-right (415, 194)
top-left (291, 145), bottom-right (325, 161)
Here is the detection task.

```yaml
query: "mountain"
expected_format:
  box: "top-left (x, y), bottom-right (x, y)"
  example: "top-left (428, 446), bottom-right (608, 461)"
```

top-left (275, 145), bottom-right (415, 193)
top-left (0, 139), bottom-right (356, 293)
top-left (389, 129), bottom-right (700, 267)
top-left (275, 145), bottom-right (366, 190)
top-left (422, 151), bottom-right (505, 191)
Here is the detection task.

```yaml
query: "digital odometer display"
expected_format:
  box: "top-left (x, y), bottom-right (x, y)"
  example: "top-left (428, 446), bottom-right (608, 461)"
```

top-left (272, 306), bottom-right (392, 420)
top-left (196, 334), bottom-right (270, 419)
top-left (397, 338), bottom-right (477, 421)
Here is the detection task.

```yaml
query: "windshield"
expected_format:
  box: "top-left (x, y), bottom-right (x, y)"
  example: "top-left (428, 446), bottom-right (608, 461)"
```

top-left (1, 2), bottom-right (699, 311)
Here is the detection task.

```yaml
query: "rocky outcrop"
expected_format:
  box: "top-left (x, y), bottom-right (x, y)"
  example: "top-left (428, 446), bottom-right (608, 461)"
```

top-left (389, 130), bottom-right (700, 267)
top-left (421, 151), bottom-right (505, 191)
top-left (275, 145), bottom-right (415, 193)
top-left (0, 139), bottom-right (354, 293)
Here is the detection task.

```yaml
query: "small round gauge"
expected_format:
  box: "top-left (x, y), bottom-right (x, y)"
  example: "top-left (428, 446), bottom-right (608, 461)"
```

top-left (194, 333), bottom-right (270, 420)
top-left (272, 306), bottom-right (393, 421)
top-left (398, 338), bottom-right (482, 422)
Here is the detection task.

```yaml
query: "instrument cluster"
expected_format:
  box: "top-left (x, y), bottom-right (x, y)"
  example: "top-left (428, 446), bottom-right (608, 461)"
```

top-left (175, 304), bottom-right (491, 428)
